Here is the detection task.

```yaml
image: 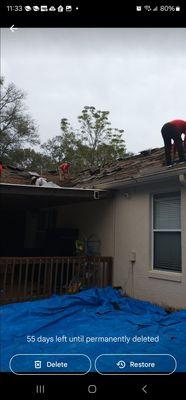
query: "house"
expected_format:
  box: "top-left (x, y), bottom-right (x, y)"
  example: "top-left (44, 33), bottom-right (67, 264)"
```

top-left (1, 147), bottom-right (186, 308)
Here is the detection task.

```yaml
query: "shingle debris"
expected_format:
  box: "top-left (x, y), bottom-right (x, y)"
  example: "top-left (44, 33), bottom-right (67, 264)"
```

top-left (1, 147), bottom-right (186, 189)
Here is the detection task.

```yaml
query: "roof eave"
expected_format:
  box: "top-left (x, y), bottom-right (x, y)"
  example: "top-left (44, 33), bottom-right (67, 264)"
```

top-left (89, 167), bottom-right (186, 190)
top-left (0, 183), bottom-right (113, 200)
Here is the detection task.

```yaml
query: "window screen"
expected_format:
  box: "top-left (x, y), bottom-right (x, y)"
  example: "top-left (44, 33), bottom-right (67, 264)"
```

top-left (153, 193), bottom-right (181, 230)
top-left (153, 192), bottom-right (181, 272)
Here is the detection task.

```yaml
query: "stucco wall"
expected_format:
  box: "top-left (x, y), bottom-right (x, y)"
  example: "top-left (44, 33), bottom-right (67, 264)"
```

top-left (113, 184), bottom-right (186, 309)
top-left (57, 199), bottom-right (114, 257)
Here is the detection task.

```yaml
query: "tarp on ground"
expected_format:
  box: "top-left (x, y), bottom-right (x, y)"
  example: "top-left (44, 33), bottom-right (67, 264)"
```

top-left (0, 287), bottom-right (186, 372)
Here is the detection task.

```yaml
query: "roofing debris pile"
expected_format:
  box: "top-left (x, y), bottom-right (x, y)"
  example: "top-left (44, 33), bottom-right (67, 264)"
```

top-left (0, 165), bottom-right (63, 187)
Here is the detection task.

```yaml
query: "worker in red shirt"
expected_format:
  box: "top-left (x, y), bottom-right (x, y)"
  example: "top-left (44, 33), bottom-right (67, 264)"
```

top-left (0, 161), bottom-right (3, 177)
top-left (173, 134), bottom-right (186, 161)
top-left (161, 119), bottom-right (186, 166)
top-left (59, 162), bottom-right (71, 180)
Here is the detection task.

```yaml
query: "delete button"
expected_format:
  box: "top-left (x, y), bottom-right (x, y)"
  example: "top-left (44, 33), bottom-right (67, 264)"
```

top-left (46, 361), bottom-right (68, 368)
top-left (10, 354), bottom-right (91, 374)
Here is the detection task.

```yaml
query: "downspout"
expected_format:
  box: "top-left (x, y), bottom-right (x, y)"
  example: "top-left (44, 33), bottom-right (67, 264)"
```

top-left (179, 174), bottom-right (186, 186)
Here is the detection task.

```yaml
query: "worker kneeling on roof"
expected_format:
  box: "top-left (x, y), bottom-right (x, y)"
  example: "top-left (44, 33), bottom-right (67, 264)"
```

top-left (59, 162), bottom-right (71, 181)
top-left (161, 119), bottom-right (186, 167)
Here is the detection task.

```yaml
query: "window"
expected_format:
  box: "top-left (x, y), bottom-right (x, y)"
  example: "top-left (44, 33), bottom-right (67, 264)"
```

top-left (153, 192), bottom-right (181, 272)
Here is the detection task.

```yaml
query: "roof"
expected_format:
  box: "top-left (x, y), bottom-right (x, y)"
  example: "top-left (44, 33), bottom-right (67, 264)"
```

top-left (0, 166), bottom-right (62, 186)
top-left (66, 147), bottom-right (186, 189)
top-left (1, 147), bottom-right (186, 190)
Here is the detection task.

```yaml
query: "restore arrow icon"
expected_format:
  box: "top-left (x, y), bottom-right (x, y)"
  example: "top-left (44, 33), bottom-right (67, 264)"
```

top-left (10, 25), bottom-right (18, 33)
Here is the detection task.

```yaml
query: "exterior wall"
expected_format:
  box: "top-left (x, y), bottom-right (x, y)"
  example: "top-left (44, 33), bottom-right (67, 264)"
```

top-left (23, 183), bottom-right (186, 308)
top-left (24, 199), bottom-right (114, 257)
top-left (57, 199), bottom-right (114, 257)
top-left (113, 183), bottom-right (186, 309)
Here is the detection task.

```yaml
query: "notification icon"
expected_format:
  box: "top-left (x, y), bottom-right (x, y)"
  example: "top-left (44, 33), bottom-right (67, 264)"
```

top-left (33, 6), bottom-right (40, 12)
top-left (66, 5), bottom-right (72, 12)
top-left (25, 6), bottom-right (32, 11)
top-left (40, 5), bottom-right (48, 12)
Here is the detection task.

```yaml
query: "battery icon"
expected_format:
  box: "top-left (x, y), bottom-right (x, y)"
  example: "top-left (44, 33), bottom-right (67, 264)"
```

top-left (176, 6), bottom-right (180, 11)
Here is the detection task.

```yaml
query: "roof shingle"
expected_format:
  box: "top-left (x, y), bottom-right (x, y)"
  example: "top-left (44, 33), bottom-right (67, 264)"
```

top-left (0, 147), bottom-right (186, 189)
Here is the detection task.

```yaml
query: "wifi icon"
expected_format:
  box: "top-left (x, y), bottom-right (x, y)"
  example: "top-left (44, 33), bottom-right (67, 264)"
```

top-left (144, 5), bottom-right (151, 11)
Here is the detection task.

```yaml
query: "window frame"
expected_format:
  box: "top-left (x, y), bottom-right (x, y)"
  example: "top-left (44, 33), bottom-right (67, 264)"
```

top-left (151, 191), bottom-right (182, 273)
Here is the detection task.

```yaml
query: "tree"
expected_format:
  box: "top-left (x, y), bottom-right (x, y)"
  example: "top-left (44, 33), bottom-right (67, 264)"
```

top-left (78, 106), bottom-right (126, 167)
top-left (0, 78), bottom-right (39, 161)
top-left (7, 148), bottom-right (54, 171)
top-left (43, 107), bottom-right (126, 171)
top-left (43, 118), bottom-right (79, 165)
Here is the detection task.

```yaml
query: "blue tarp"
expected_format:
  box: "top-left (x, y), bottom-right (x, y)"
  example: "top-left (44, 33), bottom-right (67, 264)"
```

top-left (0, 287), bottom-right (186, 372)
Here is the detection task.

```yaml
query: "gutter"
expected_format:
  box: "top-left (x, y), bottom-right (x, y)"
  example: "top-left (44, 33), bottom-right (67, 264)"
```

top-left (0, 182), bottom-right (108, 192)
top-left (90, 166), bottom-right (186, 190)
top-left (0, 183), bottom-right (113, 200)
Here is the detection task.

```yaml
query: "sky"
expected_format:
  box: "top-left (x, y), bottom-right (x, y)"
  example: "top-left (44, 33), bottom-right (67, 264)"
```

top-left (1, 28), bottom-right (186, 154)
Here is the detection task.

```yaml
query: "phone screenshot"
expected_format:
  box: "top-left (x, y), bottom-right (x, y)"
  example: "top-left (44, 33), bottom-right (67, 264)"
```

top-left (0, 1), bottom-right (186, 398)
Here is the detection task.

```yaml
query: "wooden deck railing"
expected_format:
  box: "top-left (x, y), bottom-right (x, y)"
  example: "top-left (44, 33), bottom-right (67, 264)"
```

top-left (0, 256), bottom-right (113, 304)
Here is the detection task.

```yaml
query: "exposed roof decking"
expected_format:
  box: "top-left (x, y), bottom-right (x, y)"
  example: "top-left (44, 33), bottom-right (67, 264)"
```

top-left (69, 148), bottom-right (186, 189)
top-left (1, 147), bottom-right (186, 190)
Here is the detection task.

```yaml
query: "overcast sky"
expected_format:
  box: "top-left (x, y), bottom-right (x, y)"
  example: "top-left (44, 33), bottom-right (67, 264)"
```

top-left (1, 28), bottom-right (186, 153)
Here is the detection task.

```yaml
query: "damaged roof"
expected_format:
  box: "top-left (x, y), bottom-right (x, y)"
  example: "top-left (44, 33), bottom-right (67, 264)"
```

top-left (72, 147), bottom-right (186, 189)
top-left (0, 165), bottom-right (62, 186)
top-left (1, 147), bottom-right (186, 190)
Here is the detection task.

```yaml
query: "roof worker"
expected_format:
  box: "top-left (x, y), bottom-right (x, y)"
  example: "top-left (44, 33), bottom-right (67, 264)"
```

top-left (161, 119), bottom-right (186, 167)
top-left (173, 132), bottom-right (186, 162)
top-left (59, 162), bottom-right (71, 181)
top-left (0, 161), bottom-right (3, 178)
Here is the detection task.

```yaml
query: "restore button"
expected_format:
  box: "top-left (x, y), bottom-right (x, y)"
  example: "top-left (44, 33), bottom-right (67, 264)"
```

top-left (95, 354), bottom-right (177, 375)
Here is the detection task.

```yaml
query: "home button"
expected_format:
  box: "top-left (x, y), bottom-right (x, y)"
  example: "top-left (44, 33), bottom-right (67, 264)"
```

top-left (88, 385), bottom-right (97, 394)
